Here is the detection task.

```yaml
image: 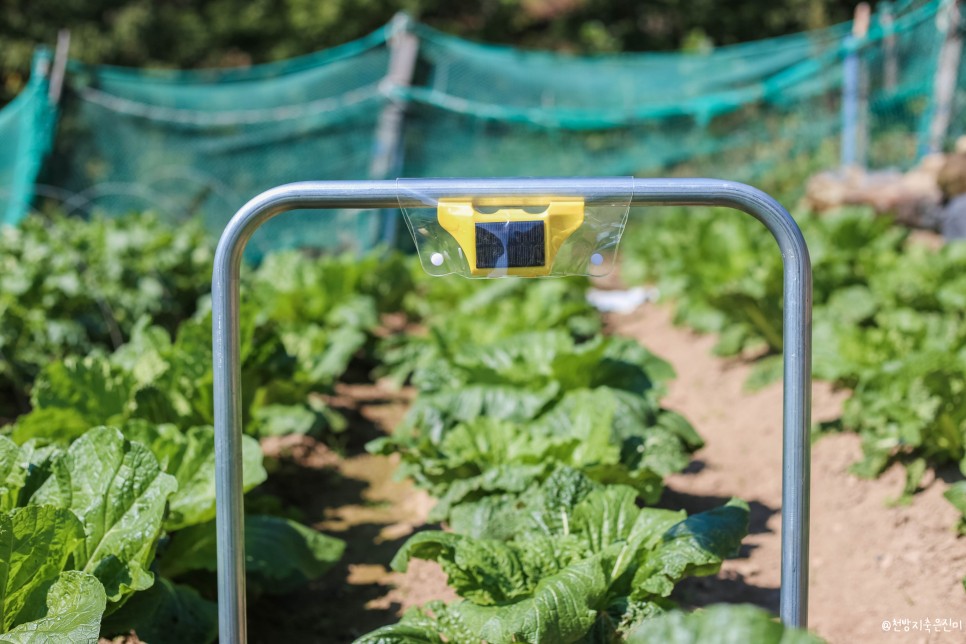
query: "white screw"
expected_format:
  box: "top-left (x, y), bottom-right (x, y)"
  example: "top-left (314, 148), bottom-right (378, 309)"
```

top-left (590, 253), bottom-right (604, 266)
top-left (430, 252), bottom-right (444, 266)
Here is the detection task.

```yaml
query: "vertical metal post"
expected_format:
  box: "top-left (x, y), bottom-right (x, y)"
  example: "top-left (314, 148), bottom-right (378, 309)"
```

top-left (48, 30), bottom-right (71, 105)
top-left (842, 37), bottom-right (859, 168)
top-left (880, 2), bottom-right (899, 92)
top-left (213, 178), bottom-right (812, 642)
top-left (856, 43), bottom-right (870, 168)
top-left (370, 13), bottom-right (419, 246)
top-left (213, 222), bottom-right (249, 644)
top-left (692, 182), bottom-right (813, 627)
top-left (927, 0), bottom-right (963, 153)
top-left (842, 3), bottom-right (871, 169)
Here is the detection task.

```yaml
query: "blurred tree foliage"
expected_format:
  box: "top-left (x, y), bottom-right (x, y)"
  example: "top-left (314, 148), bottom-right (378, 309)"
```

top-left (2, 0), bottom-right (866, 102)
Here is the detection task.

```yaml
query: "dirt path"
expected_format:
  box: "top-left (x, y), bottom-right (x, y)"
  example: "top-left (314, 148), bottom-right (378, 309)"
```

top-left (608, 304), bottom-right (966, 644)
top-left (247, 381), bottom-right (455, 643)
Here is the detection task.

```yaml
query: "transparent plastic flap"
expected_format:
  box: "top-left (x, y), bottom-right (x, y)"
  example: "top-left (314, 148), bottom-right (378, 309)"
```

top-left (398, 177), bottom-right (633, 278)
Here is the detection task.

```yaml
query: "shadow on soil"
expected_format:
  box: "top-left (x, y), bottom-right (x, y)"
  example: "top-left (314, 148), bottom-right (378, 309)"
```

top-left (249, 380), bottom-right (426, 643)
top-left (247, 521), bottom-right (414, 643)
top-left (673, 573), bottom-right (781, 614)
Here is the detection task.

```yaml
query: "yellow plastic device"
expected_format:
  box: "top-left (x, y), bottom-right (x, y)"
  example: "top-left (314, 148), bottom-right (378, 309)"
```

top-left (437, 198), bottom-right (585, 277)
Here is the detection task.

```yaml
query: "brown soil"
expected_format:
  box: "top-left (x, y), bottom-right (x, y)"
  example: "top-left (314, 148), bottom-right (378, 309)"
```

top-left (607, 304), bottom-right (966, 644)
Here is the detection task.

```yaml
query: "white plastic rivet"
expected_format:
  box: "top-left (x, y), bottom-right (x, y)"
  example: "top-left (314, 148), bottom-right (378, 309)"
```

top-left (590, 253), bottom-right (604, 266)
top-left (430, 252), bottom-right (444, 266)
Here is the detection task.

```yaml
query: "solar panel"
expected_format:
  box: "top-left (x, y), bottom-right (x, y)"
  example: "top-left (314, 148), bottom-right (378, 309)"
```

top-left (475, 221), bottom-right (545, 269)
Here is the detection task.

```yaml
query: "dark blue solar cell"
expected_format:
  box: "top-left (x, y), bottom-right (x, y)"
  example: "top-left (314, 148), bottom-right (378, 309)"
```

top-left (475, 221), bottom-right (545, 269)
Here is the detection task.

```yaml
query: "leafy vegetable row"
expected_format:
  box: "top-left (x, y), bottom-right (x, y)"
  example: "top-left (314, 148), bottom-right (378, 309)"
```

top-left (0, 425), bottom-right (344, 641)
top-left (358, 273), bottom-right (814, 642)
top-left (0, 212), bottom-right (817, 641)
top-left (0, 214), bottom-right (415, 425)
top-left (620, 206), bottom-right (966, 494)
top-left (0, 214), bottom-right (213, 419)
top-left (621, 206), bottom-right (966, 591)
top-left (0, 216), bottom-right (419, 641)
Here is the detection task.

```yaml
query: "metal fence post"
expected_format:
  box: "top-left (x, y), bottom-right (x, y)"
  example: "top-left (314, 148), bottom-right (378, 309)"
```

top-left (880, 1), bottom-right (899, 92)
top-left (48, 30), bottom-right (71, 105)
top-left (212, 178), bottom-right (813, 642)
top-left (842, 3), bottom-right (871, 169)
top-left (370, 13), bottom-right (419, 247)
top-left (927, 0), bottom-right (963, 154)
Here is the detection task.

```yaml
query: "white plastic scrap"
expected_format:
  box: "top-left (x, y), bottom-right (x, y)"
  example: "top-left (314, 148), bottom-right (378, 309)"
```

top-left (585, 287), bottom-right (658, 313)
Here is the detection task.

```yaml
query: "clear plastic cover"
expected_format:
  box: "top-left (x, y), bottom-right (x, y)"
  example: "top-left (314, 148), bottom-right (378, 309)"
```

top-left (398, 178), bottom-right (633, 278)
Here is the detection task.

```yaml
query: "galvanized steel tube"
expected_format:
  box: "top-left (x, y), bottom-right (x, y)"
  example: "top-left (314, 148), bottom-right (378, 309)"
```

top-left (212, 178), bottom-right (812, 642)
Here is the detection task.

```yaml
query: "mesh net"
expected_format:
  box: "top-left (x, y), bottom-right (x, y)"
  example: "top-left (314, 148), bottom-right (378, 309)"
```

top-left (401, 0), bottom-right (947, 187)
top-left (45, 28), bottom-right (393, 258)
top-left (2, 0), bottom-right (962, 252)
top-left (0, 50), bottom-right (56, 226)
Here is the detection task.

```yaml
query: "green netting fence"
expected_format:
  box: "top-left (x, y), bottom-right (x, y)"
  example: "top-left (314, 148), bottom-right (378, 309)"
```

top-left (0, 49), bottom-right (57, 227)
top-left (0, 0), bottom-right (962, 255)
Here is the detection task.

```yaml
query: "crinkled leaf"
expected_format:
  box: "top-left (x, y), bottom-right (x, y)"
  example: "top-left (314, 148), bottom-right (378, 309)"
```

top-left (390, 388), bottom-right (699, 517)
top-left (391, 532), bottom-right (543, 605)
top-left (631, 498), bottom-right (749, 600)
top-left (407, 383), bottom-right (560, 433)
top-left (0, 437), bottom-right (25, 513)
top-left (28, 356), bottom-right (133, 428)
top-left (393, 530), bottom-right (585, 608)
top-left (379, 491), bottom-right (750, 641)
top-left (445, 466), bottom-right (599, 540)
top-left (612, 598), bottom-right (670, 638)
top-left (29, 426), bottom-right (177, 603)
top-left (355, 619), bottom-right (449, 644)
top-left (109, 317), bottom-right (172, 386)
top-left (9, 408), bottom-right (91, 447)
top-left (460, 555), bottom-right (608, 643)
top-left (0, 571), bottom-right (106, 644)
top-left (571, 486), bottom-right (640, 553)
top-left (353, 600), bottom-right (478, 643)
top-left (120, 421), bottom-right (267, 531)
top-left (430, 464), bottom-right (547, 527)
top-left (364, 557), bottom-right (610, 644)
top-left (625, 603), bottom-right (823, 644)
top-left (572, 487), bottom-right (684, 563)
top-left (0, 506), bottom-right (85, 631)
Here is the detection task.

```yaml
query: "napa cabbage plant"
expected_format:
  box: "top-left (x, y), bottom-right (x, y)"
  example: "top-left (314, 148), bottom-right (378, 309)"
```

top-left (357, 471), bottom-right (749, 644)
